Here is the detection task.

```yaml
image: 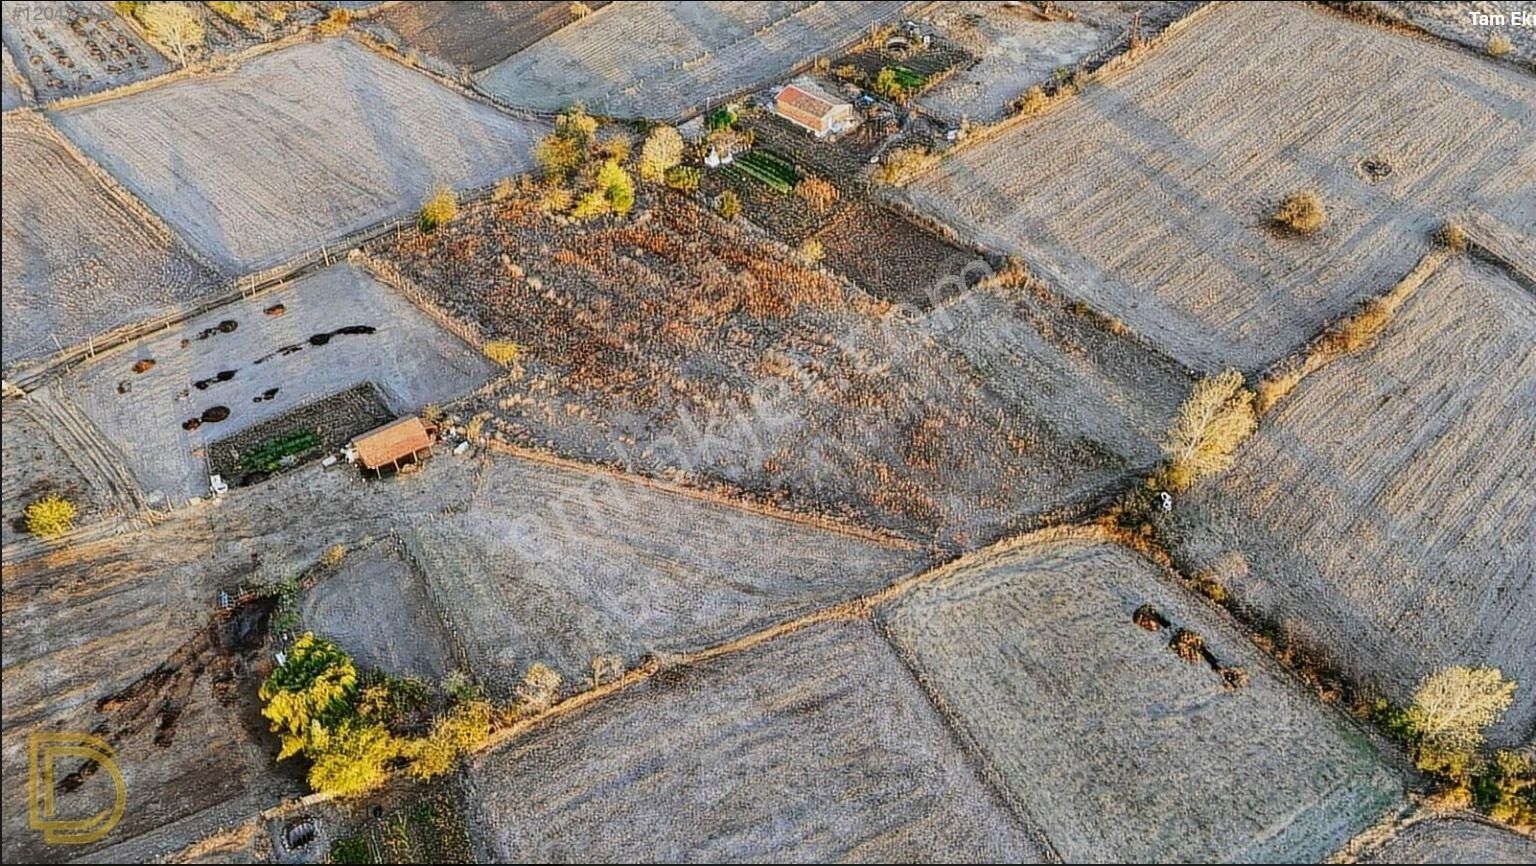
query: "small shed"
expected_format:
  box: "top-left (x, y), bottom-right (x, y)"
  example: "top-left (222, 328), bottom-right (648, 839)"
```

top-left (349, 416), bottom-right (434, 475)
top-left (775, 77), bottom-right (855, 137)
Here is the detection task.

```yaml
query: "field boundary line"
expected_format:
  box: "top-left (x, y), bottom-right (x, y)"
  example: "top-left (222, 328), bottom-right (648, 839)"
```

top-left (889, 0), bottom-right (1221, 182)
top-left (1254, 245), bottom-right (1460, 416)
top-left (480, 439), bottom-right (925, 551)
top-left (872, 613), bottom-right (1065, 863)
top-left (469, 524), bottom-right (1093, 759)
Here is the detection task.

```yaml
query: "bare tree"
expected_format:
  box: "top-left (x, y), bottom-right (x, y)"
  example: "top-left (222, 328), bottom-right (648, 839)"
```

top-left (138, 3), bottom-right (205, 68)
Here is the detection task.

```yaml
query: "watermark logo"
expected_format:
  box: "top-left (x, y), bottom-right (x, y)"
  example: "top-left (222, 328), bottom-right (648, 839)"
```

top-left (27, 732), bottom-right (126, 845)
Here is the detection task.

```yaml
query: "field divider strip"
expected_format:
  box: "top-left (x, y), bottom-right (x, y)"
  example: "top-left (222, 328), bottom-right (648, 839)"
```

top-left (469, 524), bottom-right (1101, 758)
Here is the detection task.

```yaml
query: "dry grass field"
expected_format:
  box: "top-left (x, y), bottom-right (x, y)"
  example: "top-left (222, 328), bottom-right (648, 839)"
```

top-left (404, 451), bottom-right (926, 696)
top-left (464, 619), bottom-right (1044, 862)
top-left (1361, 1), bottom-right (1536, 65)
top-left (475, 1), bottom-right (912, 119)
top-left (905, 2), bottom-right (1535, 372)
top-left (917, 1), bottom-right (1191, 124)
top-left (0, 397), bottom-right (111, 547)
top-left (49, 38), bottom-right (546, 270)
top-left (371, 187), bottom-right (1187, 548)
top-left (1167, 255), bottom-right (1535, 745)
top-left (376, 1), bottom-right (609, 71)
top-left (62, 261), bottom-right (494, 503)
top-left (300, 537), bottom-right (459, 683)
top-left (879, 532), bottom-right (1404, 863)
top-left (0, 1), bottom-right (169, 101)
top-left (2, 111), bottom-right (221, 367)
top-left (1357, 814), bottom-right (1536, 863)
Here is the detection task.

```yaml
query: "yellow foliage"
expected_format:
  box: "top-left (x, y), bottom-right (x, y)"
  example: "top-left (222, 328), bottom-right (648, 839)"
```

top-left (1274, 190), bottom-right (1326, 234)
top-left (320, 544), bottom-right (347, 568)
top-left (516, 662), bottom-right (562, 713)
top-left (315, 7), bottom-right (351, 36)
top-left (306, 719), bottom-right (397, 797)
top-left (420, 186), bottom-right (458, 233)
top-left (639, 125), bottom-right (684, 182)
top-left (1162, 370), bottom-right (1256, 490)
top-left (401, 699), bottom-right (492, 780)
top-left (24, 495), bottom-right (77, 539)
top-left (1405, 666), bottom-right (1516, 781)
top-left (484, 340), bottom-right (521, 366)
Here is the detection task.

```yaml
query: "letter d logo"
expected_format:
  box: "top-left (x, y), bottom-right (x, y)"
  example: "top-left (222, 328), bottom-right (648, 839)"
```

top-left (28, 732), bottom-right (126, 845)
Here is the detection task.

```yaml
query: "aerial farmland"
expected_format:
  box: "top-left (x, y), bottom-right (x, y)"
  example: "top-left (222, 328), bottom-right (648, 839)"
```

top-left (2, 1), bottom-right (1532, 863)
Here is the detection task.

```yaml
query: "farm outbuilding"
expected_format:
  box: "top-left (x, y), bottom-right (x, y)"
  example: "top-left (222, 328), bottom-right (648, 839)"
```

top-left (349, 416), bottom-right (435, 475)
top-left (775, 78), bottom-right (856, 137)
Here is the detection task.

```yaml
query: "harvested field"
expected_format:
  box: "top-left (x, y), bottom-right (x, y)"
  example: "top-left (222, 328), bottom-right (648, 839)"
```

top-left (50, 38), bottom-right (546, 270)
top-left (0, 396), bottom-right (111, 547)
top-left (879, 532), bottom-right (1404, 863)
top-left (1166, 255), bottom-right (1536, 744)
top-left (476, 1), bottom-right (913, 120)
top-left (301, 537), bottom-right (458, 682)
top-left (1357, 814), bottom-right (1536, 864)
top-left (369, 186), bottom-right (1186, 547)
top-left (1, 45), bottom-right (28, 110)
top-left (404, 450), bottom-right (925, 696)
top-left (376, 1), bottom-right (609, 71)
top-left (915, 0), bottom-right (1117, 123)
top-left (0, 1), bottom-right (169, 101)
top-left (1359, 2), bottom-right (1536, 65)
top-left (464, 619), bottom-right (1044, 862)
top-left (1, 111), bottom-right (222, 367)
top-left (905, 2), bottom-right (1536, 371)
top-left (63, 261), bottom-right (494, 503)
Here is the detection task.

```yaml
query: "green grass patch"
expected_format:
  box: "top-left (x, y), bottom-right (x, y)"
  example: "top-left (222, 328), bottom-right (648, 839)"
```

top-left (728, 150), bottom-right (799, 193)
top-left (238, 429), bottom-right (321, 474)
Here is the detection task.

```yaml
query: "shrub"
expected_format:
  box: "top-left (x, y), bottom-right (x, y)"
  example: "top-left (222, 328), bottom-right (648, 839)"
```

top-left (1488, 33), bottom-right (1513, 57)
top-left (419, 186), bottom-right (458, 233)
top-left (873, 67), bottom-right (905, 101)
top-left (534, 132), bottom-right (583, 179)
top-left (1318, 299), bottom-right (1390, 356)
top-left (1404, 666), bottom-right (1516, 782)
top-left (598, 132), bottom-right (632, 163)
top-left (571, 190), bottom-right (611, 221)
top-left (484, 340), bottom-right (521, 366)
top-left (799, 237), bottom-right (824, 263)
top-left (315, 7), bottom-right (351, 36)
top-left (320, 544), bottom-right (347, 568)
top-left (597, 159), bottom-right (635, 216)
top-left (569, 1), bottom-right (592, 19)
top-left (1014, 84), bottom-right (1049, 116)
top-left (1162, 370), bottom-right (1256, 490)
top-left (1437, 221), bottom-right (1469, 251)
top-left (876, 145), bottom-right (939, 185)
top-left (794, 175), bottom-right (839, 214)
top-left (24, 495), bottom-right (77, 539)
top-left (639, 125), bottom-right (684, 182)
top-left (717, 189), bottom-right (741, 220)
top-left (1478, 750), bottom-right (1535, 828)
top-left (492, 177), bottom-right (520, 202)
top-left (207, 1), bottom-right (256, 26)
top-left (539, 182), bottom-right (574, 213)
top-left (1169, 629), bottom-right (1205, 662)
top-left (555, 104), bottom-right (598, 147)
top-left (707, 105), bottom-right (737, 131)
top-left (1274, 190), bottom-right (1326, 235)
top-left (401, 699), bottom-right (492, 780)
top-left (664, 164), bottom-right (700, 192)
top-left (136, 2), bottom-right (204, 67)
top-left (516, 662), bottom-right (562, 713)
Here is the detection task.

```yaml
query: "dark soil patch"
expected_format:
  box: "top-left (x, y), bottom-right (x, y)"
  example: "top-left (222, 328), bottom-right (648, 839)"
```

top-left (206, 382), bottom-right (394, 487)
